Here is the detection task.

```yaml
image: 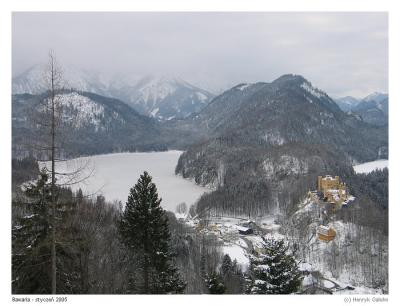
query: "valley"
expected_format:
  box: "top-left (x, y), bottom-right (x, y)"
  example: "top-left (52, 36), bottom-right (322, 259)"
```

top-left (11, 71), bottom-right (389, 295)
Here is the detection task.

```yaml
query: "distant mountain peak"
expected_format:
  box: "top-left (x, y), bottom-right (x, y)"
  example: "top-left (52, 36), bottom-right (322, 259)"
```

top-left (273, 74), bottom-right (308, 85)
top-left (334, 96), bottom-right (360, 112)
top-left (127, 75), bottom-right (214, 119)
top-left (362, 92), bottom-right (388, 103)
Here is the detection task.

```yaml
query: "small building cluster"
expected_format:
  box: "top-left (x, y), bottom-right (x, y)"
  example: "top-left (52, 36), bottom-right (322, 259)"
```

top-left (307, 175), bottom-right (355, 242)
top-left (193, 217), bottom-right (257, 237)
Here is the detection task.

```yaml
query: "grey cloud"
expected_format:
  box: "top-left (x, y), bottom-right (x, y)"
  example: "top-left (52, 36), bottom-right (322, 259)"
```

top-left (12, 12), bottom-right (387, 97)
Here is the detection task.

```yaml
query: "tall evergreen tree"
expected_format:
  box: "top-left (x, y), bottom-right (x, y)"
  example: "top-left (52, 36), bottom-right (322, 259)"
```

top-left (221, 254), bottom-right (233, 277)
top-left (118, 171), bottom-right (186, 293)
top-left (205, 271), bottom-right (226, 294)
top-left (12, 171), bottom-right (52, 293)
top-left (219, 254), bottom-right (245, 294)
top-left (12, 171), bottom-right (89, 294)
top-left (246, 237), bottom-right (302, 294)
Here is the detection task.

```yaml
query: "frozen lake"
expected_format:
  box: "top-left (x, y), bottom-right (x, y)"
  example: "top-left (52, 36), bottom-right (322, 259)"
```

top-left (41, 151), bottom-right (209, 212)
top-left (353, 159), bottom-right (388, 174)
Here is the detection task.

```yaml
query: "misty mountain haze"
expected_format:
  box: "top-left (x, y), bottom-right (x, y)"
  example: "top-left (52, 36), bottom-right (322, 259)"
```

top-left (12, 12), bottom-right (388, 98)
top-left (12, 64), bottom-right (214, 120)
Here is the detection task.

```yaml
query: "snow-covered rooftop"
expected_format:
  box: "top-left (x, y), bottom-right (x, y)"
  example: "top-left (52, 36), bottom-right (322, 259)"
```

top-left (236, 225), bottom-right (251, 232)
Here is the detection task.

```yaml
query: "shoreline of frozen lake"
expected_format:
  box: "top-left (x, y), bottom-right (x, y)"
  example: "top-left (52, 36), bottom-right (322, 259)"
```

top-left (353, 159), bottom-right (388, 174)
top-left (40, 151), bottom-right (209, 212)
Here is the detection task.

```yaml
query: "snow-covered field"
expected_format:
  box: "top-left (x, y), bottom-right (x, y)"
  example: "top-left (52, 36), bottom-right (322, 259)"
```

top-left (40, 151), bottom-right (209, 211)
top-left (353, 159), bottom-right (388, 174)
top-left (223, 244), bottom-right (249, 269)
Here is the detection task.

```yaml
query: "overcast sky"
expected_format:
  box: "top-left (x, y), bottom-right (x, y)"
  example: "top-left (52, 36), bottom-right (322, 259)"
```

top-left (12, 12), bottom-right (387, 98)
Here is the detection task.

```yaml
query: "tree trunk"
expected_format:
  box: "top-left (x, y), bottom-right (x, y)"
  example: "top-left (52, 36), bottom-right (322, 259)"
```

top-left (143, 255), bottom-right (149, 293)
top-left (50, 56), bottom-right (57, 294)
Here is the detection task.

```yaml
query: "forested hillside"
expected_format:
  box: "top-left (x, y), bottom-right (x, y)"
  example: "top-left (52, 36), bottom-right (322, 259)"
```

top-left (12, 90), bottom-right (167, 158)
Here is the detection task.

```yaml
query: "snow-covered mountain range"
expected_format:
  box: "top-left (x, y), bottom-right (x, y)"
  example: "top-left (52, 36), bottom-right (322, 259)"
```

top-left (12, 64), bottom-right (116, 96)
top-left (361, 92), bottom-right (388, 104)
top-left (334, 92), bottom-right (388, 126)
top-left (334, 92), bottom-right (388, 112)
top-left (12, 65), bottom-right (214, 120)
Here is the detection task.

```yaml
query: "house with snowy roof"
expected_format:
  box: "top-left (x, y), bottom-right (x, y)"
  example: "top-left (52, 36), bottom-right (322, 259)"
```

top-left (236, 225), bottom-right (253, 235)
top-left (317, 225), bottom-right (336, 242)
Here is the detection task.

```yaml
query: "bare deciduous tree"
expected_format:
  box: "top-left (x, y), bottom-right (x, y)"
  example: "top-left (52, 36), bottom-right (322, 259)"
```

top-left (44, 50), bottom-right (62, 294)
top-left (31, 50), bottom-right (94, 293)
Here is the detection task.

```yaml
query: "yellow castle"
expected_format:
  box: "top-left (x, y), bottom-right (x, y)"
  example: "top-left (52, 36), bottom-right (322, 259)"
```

top-left (317, 175), bottom-right (348, 204)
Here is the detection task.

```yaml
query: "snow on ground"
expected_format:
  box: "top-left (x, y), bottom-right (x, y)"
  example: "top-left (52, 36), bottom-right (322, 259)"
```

top-left (245, 235), bottom-right (267, 249)
top-left (298, 262), bottom-right (313, 272)
top-left (301, 82), bottom-right (324, 98)
top-left (150, 107), bottom-right (159, 117)
top-left (222, 244), bottom-right (249, 269)
top-left (236, 83), bottom-right (252, 91)
top-left (39, 151), bottom-right (209, 212)
top-left (353, 160), bottom-right (388, 174)
top-left (57, 92), bottom-right (106, 128)
top-left (256, 215), bottom-right (281, 231)
top-left (323, 280), bottom-right (335, 289)
top-left (334, 287), bottom-right (383, 295)
top-left (194, 215), bottom-right (284, 271)
top-left (302, 274), bottom-right (314, 287)
top-left (196, 92), bottom-right (208, 101)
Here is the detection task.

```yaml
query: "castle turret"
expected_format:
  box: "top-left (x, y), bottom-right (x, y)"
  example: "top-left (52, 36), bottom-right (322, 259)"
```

top-left (317, 176), bottom-right (322, 191)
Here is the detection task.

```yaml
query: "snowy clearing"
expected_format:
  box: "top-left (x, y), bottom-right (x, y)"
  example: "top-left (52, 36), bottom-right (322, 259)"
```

top-left (353, 160), bottom-right (388, 174)
top-left (222, 244), bottom-right (249, 269)
top-left (39, 151), bottom-right (209, 212)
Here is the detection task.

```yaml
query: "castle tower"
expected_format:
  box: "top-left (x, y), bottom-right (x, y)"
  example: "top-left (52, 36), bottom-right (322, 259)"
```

top-left (317, 176), bottom-right (322, 191)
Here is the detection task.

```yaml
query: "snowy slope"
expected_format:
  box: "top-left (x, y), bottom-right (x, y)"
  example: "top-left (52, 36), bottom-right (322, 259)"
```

top-left (334, 96), bottom-right (360, 112)
top-left (55, 92), bottom-right (112, 129)
top-left (117, 75), bottom-right (214, 119)
top-left (353, 160), bottom-right (388, 174)
top-left (286, 197), bottom-right (388, 292)
top-left (362, 92), bottom-right (388, 104)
